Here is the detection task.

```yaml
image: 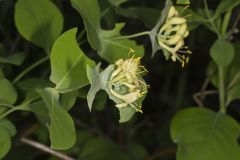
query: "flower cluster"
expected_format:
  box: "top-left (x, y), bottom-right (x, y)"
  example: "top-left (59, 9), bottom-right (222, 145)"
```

top-left (108, 50), bottom-right (148, 113)
top-left (158, 6), bottom-right (191, 67)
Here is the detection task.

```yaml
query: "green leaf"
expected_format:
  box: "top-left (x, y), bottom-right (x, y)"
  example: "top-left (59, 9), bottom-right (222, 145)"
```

top-left (92, 91), bottom-right (108, 111)
top-left (100, 23), bottom-right (144, 63)
top-left (0, 79), bottom-right (17, 104)
top-left (70, 0), bottom-right (144, 63)
top-left (70, 0), bottom-right (101, 50)
top-left (118, 107), bottom-right (135, 123)
top-left (15, 0), bottom-right (63, 51)
top-left (50, 28), bottom-right (95, 93)
top-left (0, 52), bottom-right (26, 66)
top-left (60, 90), bottom-right (78, 111)
top-left (0, 119), bottom-right (16, 137)
top-left (214, 0), bottom-right (240, 18)
top-left (87, 64), bottom-right (101, 111)
top-left (23, 100), bottom-right (49, 117)
top-left (37, 88), bottom-right (76, 150)
top-left (108, 0), bottom-right (128, 6)
top-left (127, 143), bottom-right (148, 160)
top-left (150, 0), bottom-right (172, 57)
top-left (227, 84), bottom-right (240, 105)
top-left (176, 0), bottom-right (190, 4)
top-left (210, 38), bottom-right (235, 67)
top-left (171, 108), bottom-right (240, 160)
top-left (79, 137), bottom-right (131, 160)
top-left (0, 128), bottom-right (11, 159)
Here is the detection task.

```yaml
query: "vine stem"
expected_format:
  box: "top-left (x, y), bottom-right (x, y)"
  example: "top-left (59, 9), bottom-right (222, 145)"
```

top-left (221, 11), bottom-right (232, 36)
top-left (0, 107), bottom-right (19, 119)
top-left (219, 66), bottom-right (225, 113)
top-left (111, 31), bottom-right (151, 40)
top-left (13, 56), bottom-right (49, 84)
top-left (21, 137), bottom-right (75, 160)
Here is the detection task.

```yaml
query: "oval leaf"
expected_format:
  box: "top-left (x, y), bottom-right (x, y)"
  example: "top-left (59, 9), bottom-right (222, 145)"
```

top-left (50, 28), bottom-right (95, 93)
top-left (0, 128), bottom-right (11, 159)
top-left (0, 79), bottom-right (17, 104)
top-left (210, 38), bottom-right (235, 66)
top-left (15, 0), bottom-right (63, 51)
top-left (171, 108), bottom-right (240, 160)
top-left (37, 88), bottom-right (76, 150)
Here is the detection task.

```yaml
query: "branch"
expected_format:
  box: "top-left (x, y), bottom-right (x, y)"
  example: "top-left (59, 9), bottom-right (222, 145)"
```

top-left (193, 90), bottom-right (218, 107)
top-left (20, 137), bottom-right (76, 160)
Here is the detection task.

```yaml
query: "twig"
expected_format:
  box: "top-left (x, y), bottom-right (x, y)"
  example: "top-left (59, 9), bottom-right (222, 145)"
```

top-left (193, 90), bottom-right (218, 107)
top-left (146, 148), bottom-right (176, 160)
top-left (21, 137), bottom-right (76, 160)
top-left (227, 13), bottom-right (240, 39)
top-left (199, 78), bottom-right (210, 101)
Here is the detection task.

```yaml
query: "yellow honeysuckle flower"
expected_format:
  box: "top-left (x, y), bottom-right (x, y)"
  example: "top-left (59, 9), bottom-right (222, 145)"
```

top-left (158, 6), bottom-right (191, 67)
top-left (108, 50), bottom-right (148, 113)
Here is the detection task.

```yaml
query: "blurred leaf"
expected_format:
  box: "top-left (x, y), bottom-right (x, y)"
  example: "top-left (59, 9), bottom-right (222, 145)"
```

top-left (127, 143), bottom-right (148, 160)
top-left (208, 42), bottom-right (240, 88)
top-left (16, 78), bottom-right (52, 91)
top-left (108, 0), bottom-right (128, 6)
top-left (92, 91), bottom-right (108, 111)
top-left (50, 28), bottom-right (95, 93)
top-left (79, 137), bottom-right (131, 160)
top-left (0, 119), bottom-right (16, 137)
top-left (60, 90), bottom-right (78, 111)
top-left (171, 108), bottom-right (240, 160)
top-left (37, 88), bottom-right (76, 150)
top-left (227, 84), bottom-right (240, 105)
top-left (0, 128), bottom-right (11, 159)
top-left (176, 0), bottom-right (190, 4)
top-left (15, 0), bottom-right (63, 51)
top-left (0, 52), bottom-right (26, 66)
top-left (115, 7), bottom-right (159, 29)
top-left (23, 99), bottom-right (48, 118)
top-left (214, 0), bottom-right (240, 18)
top-left (100, 23), bottom-right (144, 63)
top-left (210, 38), bottom-right (235, 66)
top-left (70, 0), bottom-right (101, 50)
top-left (150, 0), bottom-right (172, 57)
top-left (87, 64), bottom-right (101, 111)
top-left (0, 79), bottom-right (17, 104)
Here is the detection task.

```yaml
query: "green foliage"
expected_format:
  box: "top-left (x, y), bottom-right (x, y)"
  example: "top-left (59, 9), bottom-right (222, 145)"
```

top-left (70, 0), bottom-right (144, 63)
top-left (0, 128), bottom-right (11, 159)
top-left (171, 108), bottom-right (240, 160)
top-left (214, 0), bottom-right (240, 18)
top-left (37, 88), bottom-right (76, 150)
top-left (100, 23), bottom-right (144, 62)
top-left (0, 0), bottom-right (239, 159)
top-left (0, 52), bottom-right (26, 66)
top-left (50, 28), bottom-right (95, 93)
top-left (176, 0), bottom-right (190, 5)
top-left (79, 137), bottom-right (130, 160)
top-left (210, 38), bottom-right (235, 67)
top-left (0, 79), bottom-right (17, 104)
top-left (15, 0), bottom-right (63, 51)
top-left (70, 0), bottom-right (101, 50)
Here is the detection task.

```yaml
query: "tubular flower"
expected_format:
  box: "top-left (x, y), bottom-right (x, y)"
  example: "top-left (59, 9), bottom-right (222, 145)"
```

top-left (108, 51), bottom-right (149, 113)
top-left (158, 6), bottom-right (191, 67)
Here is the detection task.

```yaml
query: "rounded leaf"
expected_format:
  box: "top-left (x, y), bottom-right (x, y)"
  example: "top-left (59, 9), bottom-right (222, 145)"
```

top-left (15, 0), bottom-right (63, 51)
top-left (210, 39), bottom-right (235, 66)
